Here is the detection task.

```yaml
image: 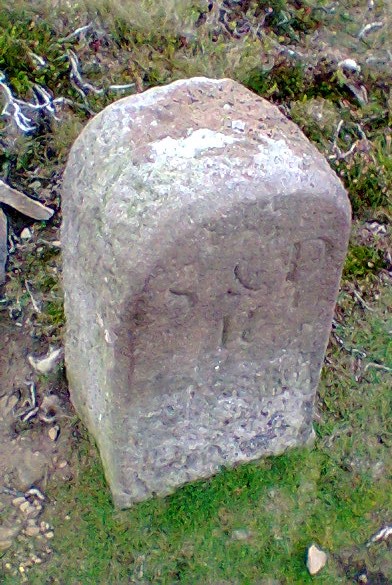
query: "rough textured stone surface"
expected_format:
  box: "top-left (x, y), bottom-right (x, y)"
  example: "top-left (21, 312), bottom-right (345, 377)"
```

top-left (62, 77), bottom-right (351, 507)
top-left (307, 544), bottom-right (328, 575)
top-left (0, 208), bottom-right (7, 284)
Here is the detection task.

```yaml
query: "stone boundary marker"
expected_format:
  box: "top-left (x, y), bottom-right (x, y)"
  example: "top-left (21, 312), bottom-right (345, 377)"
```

top-left (62, 77), bottom-right (351, 507)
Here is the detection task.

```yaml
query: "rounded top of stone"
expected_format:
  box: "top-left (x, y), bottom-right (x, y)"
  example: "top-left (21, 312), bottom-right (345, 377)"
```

top-left (81, 76), bottom-right (299, 159)
top-left (64, 77), bottom-right (351, 224)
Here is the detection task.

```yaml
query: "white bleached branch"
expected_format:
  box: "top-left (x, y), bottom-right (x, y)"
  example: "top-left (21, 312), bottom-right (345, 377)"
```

top-left (358, 21), bottom-right (384, 40)
top-left (0, 71), bottom-right (74, 132)
top-left (58, 23), bottom-right (93, 43)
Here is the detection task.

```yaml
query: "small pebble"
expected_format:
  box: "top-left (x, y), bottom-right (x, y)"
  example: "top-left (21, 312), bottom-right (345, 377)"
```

top-left (19, 501), bottom-right (31, 513)
top-left (307, 544), bottom-right (327, 575)
top-left (12, 497), bottom-right (26, 507)
top-left (25, 525), bottom-right (40, 537)
top-left (48, 426), bottom-right (60, 441)
top-left (20, 227), bottom-right (32, 240)
top-left (231, 529), bottom-right (253, 541)
top-left (58, 460), bottom-right (68, 469)
top-left (27, 504), bottom-right (40, 518)
top-left (45, 531), bottom-right (54, 539)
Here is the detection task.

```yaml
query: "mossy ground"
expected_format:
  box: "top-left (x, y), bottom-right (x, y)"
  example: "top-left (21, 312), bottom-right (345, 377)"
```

top-left (0, 1), bottom-right (391, 583)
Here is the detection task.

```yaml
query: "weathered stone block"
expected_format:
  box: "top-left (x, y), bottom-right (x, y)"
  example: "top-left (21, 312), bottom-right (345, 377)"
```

top-left (61, 77), bottom-right (351, 507)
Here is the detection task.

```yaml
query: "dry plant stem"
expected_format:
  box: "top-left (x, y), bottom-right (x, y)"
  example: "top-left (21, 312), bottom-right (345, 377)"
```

top-left (26, 381), bottom-right (37, 409)
top-left (28, 52), bottom-right (46, 69)
top-left (329, 121), bottom-right (368, 160)
top-left (0, 207), bottom-right (7, 284)
top-left (351, 348), bottom-right (367, 358)
top-left (367, 525), bottom-right (392, 545)
top-left (67, 50), bottom-right (135, 97)
top-left (17, 381), bottom-right (39, 421)
top-left (58, 23), bottom-right (93, 43)
top-left (313, 3), bottom-right (338, 14)
top-left (352, 289), bottom-right (374, 311)
top-left (25, 487), bottom-right (45, 500)
top-left (24, 281), bottom-right (42, 314)
top-left (68, 50), bottom-right (105, 96)
top-left (364, 362), bottom-right (392, 373)
top-left (0, 76), bottom-right (36, 132)
top-left (339, 141), bottom-right (359, 160)
top-left (358, 21), bottom-right (384, 40)
top-left (329, 119), bottom-right (344, 159)
top-left (20, 406), bottom-right (39, 422)
top-left (331, 319), bottom-right (367, 357)
top-left (108, 83), bottom-right (136, 91)
top-left (0, 72), bottom-right (72, 132)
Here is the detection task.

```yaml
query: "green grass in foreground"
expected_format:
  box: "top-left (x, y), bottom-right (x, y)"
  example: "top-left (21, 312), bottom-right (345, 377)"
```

top-left (5, 288), bottom-right (389, 585)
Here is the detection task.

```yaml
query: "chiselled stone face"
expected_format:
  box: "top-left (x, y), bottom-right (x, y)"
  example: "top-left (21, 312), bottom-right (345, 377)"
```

top-left (62, 78), bottom-right (351, 507)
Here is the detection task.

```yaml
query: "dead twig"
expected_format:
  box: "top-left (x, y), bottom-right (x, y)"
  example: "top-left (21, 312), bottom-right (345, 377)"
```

top-left (351, 348), bottom-right (367, 358)
top-left (364, 362), bottom-right (392, 373)
top-left (108, 83), bottom-right (137, 91)
top-left (352, 289), bottom-right (374, 312)
top-left (15, 381), bottom-right (38, 422)
top-left (58, 23), bottom-right (93, 43)
top-left (358, 21), bottom-right (384, 40)
top-left (28, 52), bottom-right (46, 69)
top-left (68, 49), bottom-right (104, 96)
top-left (367, 525), bottom-right (392, 546)
top-left (356, 124), bottom-right (367, 140)
top-left (25, 488), bottom-right (45, 502)
top-left (25, 487), bottom-right (45, 500)
top-left (339, 141), bottom-right (359, 160)
top-left (312, 3), bottom-right (338, 14)
top-left (0, 71), bottom-right (73, 133)
top-left (19, 406), bottom-right (39, 422)
top-left (331, 319), bottom-right (367, 358)
top-left (68, 50), bottom-right (135, 99)
top-left (329, 121), bottom-right (369, 161)
top-left (26, 380), bottom-right (37, 408)
top-left (0, 207), bottom-right (7, 284)
top-left (25, 280), bottom-right (42, 314)
top-left (0, 73), bottom-right (36, 132)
